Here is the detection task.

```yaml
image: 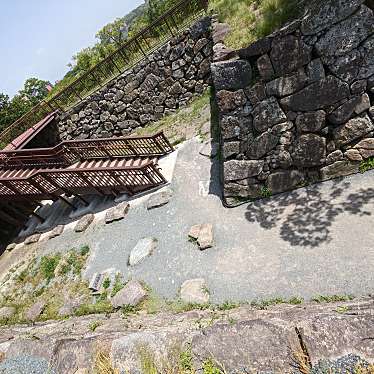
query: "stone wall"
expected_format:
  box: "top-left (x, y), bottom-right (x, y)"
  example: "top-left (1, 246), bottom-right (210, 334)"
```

top-left (57, 17), bottom-right (212, 141)
top-left (212, 0), bottom-right (374, 205)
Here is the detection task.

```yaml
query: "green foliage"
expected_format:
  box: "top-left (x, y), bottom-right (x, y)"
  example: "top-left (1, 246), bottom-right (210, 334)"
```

top-left (208, 0), bottom-right (304, 49)
top-left (261, 187), bottom-right (272, 198)
top-left (312, 294), bottom-right (354, 303)
top-left (103, 277), bottom-right (111, 289)
top-left (202, 359), bottom-right (223, 374)
top-left (216, 301), bottom-right (239, 311)
top-left (360, 157), bottom-right (374, 173)
top-left (111, 274), bottom-right (125, 297)
top-left (89, 320), bottom-right (103, 332)
top-left (0, 77), bottom-right (50, 133)
top-left (74, 301), bottom-right (113, 316)
top-left (79, 245), bottom-right (90, 256)
top-left (40, 254), bottom-right (61, 281)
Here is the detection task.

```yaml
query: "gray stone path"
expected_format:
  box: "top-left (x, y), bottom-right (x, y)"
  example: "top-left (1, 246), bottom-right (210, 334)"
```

top-left (36, 138), bottom-right (374, 303)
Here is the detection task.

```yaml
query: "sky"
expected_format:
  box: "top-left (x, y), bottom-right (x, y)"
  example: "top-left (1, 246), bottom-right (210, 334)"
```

top-left (0, 0), bottom-right (144, 97)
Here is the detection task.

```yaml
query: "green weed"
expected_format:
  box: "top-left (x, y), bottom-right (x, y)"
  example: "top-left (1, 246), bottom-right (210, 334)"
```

top-left (360, 157), bottom-right (374, 173)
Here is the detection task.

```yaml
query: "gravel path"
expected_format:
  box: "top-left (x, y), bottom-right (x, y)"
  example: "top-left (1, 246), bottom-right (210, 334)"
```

top-left (36, 137), bottom-right (374, 303)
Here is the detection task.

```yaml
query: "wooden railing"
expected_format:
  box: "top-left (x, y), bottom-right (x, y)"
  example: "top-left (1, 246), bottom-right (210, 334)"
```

top-left (0, 132), bottom-right (173, 169)
top-left (0, 0), bottom-right (209, 149)
top-left (0, 161), bottom-right (167, 201)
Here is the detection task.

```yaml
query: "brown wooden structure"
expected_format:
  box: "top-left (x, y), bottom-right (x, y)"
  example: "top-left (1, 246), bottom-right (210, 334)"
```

top-left (0, 131), bottom-right (173, 245)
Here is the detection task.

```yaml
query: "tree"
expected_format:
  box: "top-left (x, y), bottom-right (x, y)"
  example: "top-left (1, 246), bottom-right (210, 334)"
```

top-left (19, 78), bottom-right (51, 106)
top-left (96, 17), bottom-right (129, 47)
top-left (0, 93), bottom-right (9, 112)
top-left (0, 78), bottom-right (50, 133)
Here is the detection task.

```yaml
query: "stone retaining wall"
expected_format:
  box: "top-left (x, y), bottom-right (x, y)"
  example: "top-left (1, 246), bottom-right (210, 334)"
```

top-left (57, 17), bottom-right (213, 141)
top-left (212, 0), bottom-right (374, 205)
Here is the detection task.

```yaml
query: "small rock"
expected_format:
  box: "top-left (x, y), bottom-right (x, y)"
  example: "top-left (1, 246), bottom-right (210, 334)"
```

top-left (25, 301), bottom-right (46, 322)
top-left (129, 238), bottom-right (157, 266)
top-left (198, 224), bottom-right (214, 250)
top-left (74, 214), bottom-right (94, 232)
top-left (188, 224), bottom-right (214, 250)
top-left (180, 279), bottom-right (209, 304)
top-left (188, 225), bottom-right (202, 240)
top-left (111, 280), bottom-right (147, 308)
top-left (6, 243), bottom-right (16, 251)
top-left (146, 189), bottom-right (173, 210)
top-left (0, 306), bottom-right (16, 320)
top-left (105, 202), bottom-right (130, 224)
top-left (345, 149), bottom-right (363, 162)
top-left (24, 234), bottom-right (41, 245)
top-left (48, 225), bottom-right (64, 239)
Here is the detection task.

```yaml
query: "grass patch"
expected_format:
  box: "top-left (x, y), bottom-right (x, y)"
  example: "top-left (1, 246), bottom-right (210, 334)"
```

top-left (89, 320), bottom-right (103, 332)
top-left (312, 294), bottom-right (354, 303)
top-left (209, 0), bottom-right (305, 49)
top-left (40, 254), bottom-right (61, 282)
top-left (360, 157), bottom-right (374, 173)
top-left (0, 246), bottom-right (93, 326)
top-left (102, 277), bottom-right (111, 290)
top-left (111, 274), bottom-right (125, 297)
top-left (74, 300), bottom-right (113, 317)
top-left (134, 89), bottom-right (211, 144)
top-left (260, 187), bottom-right (272, 198)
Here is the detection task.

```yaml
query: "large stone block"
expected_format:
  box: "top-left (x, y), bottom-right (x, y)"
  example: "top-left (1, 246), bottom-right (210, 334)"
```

top-left (224, 181), bottom-right (262, 199)
top-left (320, 160), bottom-right (360, 181)
top-left (292, 134), bottom-right (326, 167)
top-left (267, 170), bottom-right (304, 194)
top-left (238, 37), bottom-right (272, 59)
top-left (329, 94), bottom-right (371, 125)
top-left (333, 114), bottom-right (374, 147)
top-left (354, 137), bottom-right (374, 158)
top-left (216, 90), bottom-right (247, 113)
top-left (257, 54), bottom-right (275, 81)
top-left (224, 160), bottom-right (264, 181)
top-left (252, 97), bottom-right (287, 132)
top-left (111, 280), bottom-right (147, 308)
top-left (247, 131), bottom-right (279, 159)
top-left (211, 60), bottom-right (252, 90)
top-left (280, 76), bottom-right (350, 112)
top-left (265, 70), bottom-right (308, 97)
top-left (296, 111), bottom-right (326, 133)
top-left (301, 0), bottom-right (365, 35)
top-left (270, 35), bottom-right (312, 76)
top-left (192, 320), bottom-right (300, 373)
top-left (316, 5), bottom-right (374, 58)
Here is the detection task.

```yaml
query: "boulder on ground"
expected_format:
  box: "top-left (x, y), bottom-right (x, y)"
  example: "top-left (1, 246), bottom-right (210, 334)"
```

top-left (6, 243), bottom-right (16, 252)
top-left (0, 306), bottom-right (16, 321)
top-left (129, 238), bottom-right (157, 266)
top-left (146, 189), bottom-right (173, 210)
top-left (105, 202), bottom-right (130, 224)
top-left (25, 301), bottom-right (46, 322)
top-left (180, 278), bottom-right (209, 304)
top-left (74, 214), bottom-right (95, 233)
top-left (24, 234), bottom-right (41, 245)
top-left (111, 280), bottom-right (147, 308)
top-left (188, 224), bottom-right (214, 250)
top-left (49, 225), bottom-right (64, 239)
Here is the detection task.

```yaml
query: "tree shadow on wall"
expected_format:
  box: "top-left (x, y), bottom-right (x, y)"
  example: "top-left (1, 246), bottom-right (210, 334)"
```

top-left (244, 177), bottom-right (374, 248)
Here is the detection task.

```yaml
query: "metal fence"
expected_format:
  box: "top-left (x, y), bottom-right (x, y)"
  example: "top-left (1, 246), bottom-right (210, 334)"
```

top-left (0, 0), bottom-right (209, 149)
